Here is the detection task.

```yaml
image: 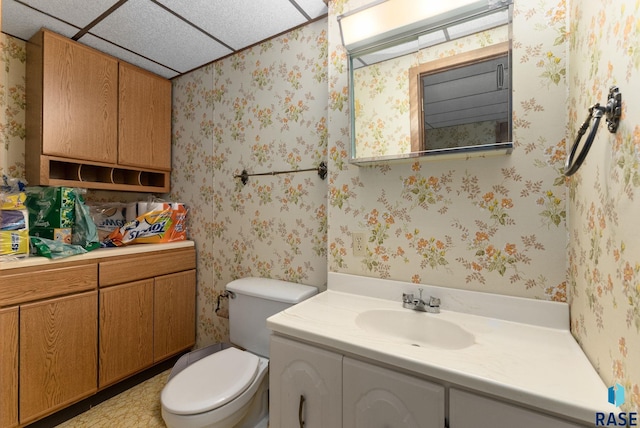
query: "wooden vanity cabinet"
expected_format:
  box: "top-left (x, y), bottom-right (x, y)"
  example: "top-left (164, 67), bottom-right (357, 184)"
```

top-left (153, 270), bottom-right (197, 362)
top-left (99, 279), bottom-right (154, 388)
top-left (0, 244), bottom-right (196, 426)
top-left (0, 307), bottom-right (18, 428)
top-left (19, 292), bottom-right (98, 424)
top-left (26, 29), bottom-right (171, 192)
top-left (98, 248), bottom-right (196, 388)
top-left (0, 261), bottom-right (98, 426)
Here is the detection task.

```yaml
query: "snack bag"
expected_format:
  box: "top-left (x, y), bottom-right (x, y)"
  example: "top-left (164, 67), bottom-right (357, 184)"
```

top-left (103, 203), bottom-right (187, 247)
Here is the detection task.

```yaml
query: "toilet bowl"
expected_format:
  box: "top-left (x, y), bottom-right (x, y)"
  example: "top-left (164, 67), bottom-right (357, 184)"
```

top-left (161, 347), bottom-right (269, 428)
top-left (160, 277), bottom-right (318, 428)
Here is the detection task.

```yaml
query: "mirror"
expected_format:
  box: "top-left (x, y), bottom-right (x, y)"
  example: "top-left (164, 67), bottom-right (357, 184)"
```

top-left (346, 3), bottom-right (513, 164)
top-left (410, 42), bottom-right (510, 152)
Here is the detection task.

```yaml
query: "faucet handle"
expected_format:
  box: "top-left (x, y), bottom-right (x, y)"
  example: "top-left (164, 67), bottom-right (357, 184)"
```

top-left (402, 293), bottom-right (414, 304)
top-left (429, 296), bottom-right (441, 307)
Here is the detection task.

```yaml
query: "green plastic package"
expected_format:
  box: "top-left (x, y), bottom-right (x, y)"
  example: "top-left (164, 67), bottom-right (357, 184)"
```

top-left (27, 188), bottom-right (100, 258)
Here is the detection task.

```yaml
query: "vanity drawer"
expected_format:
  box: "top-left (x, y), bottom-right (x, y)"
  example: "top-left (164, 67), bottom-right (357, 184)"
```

top-left (99, 248), bottom-right (196, 286)
top-left (0, 264), bottom-right (97, 306)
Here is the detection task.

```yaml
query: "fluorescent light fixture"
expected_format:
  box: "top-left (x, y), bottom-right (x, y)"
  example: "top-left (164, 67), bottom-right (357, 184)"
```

top-left (446, 8), bottom-right (509, 39)
top-left (338, 0), bottom-right (507, 54)
top-left (355, 38), bottom-right (419, 66)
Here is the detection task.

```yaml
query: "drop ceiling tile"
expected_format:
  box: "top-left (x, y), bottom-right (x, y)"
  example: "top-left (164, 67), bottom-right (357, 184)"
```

top-left (89, 0), bottom-right (233, 73)
top-left (14, 0), bottom-right (120, 28)
top-left (154, 0), bottom-right (308, 50)
top-left (79, 34), bottom-right (179, 79)
top-left (1, 0), bottom-right (79, 40)
top-left (293, 0), bottom-right (328, 19)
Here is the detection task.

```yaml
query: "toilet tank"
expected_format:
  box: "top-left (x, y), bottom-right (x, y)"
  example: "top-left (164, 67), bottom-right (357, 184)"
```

top-left (226, 277), bottom-right (317, 358)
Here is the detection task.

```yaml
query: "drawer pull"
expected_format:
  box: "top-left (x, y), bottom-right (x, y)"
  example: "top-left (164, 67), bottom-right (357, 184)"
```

top-left (298, 394), bottom-right (306, 427)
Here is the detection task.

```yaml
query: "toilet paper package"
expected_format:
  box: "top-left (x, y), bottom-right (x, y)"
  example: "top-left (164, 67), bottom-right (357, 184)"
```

top-left (103, 203), bottom-right (187, 247)
top-left (0, 209), bottom-right (29, 257)
top-left (86, 202), bottom-right (128, 241)
top-left (0, 229), bottom-right (29, 257)
top-left (26, 186), bottom-right (75, 228)
top-left (0, 177), bottom-right (29, 259)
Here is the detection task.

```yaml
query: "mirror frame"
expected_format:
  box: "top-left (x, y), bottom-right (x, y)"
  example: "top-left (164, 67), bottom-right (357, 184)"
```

top-left (346, 3), bottom-right (514, 165)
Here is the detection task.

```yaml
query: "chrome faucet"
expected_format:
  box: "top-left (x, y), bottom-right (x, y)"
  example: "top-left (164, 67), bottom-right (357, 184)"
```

top-left (402, 288), bottom-right (440, 313)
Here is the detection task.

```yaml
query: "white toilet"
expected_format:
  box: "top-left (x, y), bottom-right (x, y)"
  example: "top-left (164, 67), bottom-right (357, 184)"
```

top-left (161, 277), bottom-right (317, 428)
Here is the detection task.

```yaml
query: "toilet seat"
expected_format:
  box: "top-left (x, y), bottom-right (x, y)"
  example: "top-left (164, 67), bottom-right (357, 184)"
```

top-left (161, 347), bottom-right (260, 415)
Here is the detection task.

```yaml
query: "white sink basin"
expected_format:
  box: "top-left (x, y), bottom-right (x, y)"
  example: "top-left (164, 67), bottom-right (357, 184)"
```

top-left (355, 309), bottom-right (475, 350)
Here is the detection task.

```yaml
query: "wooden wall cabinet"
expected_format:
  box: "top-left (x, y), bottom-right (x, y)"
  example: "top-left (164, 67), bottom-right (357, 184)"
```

top-left (26, 29), bottom-right (171, 192)
top-left (119, 62), bottom-right (172, 170)
top-left (29, 30), bottom-right (118, 164)
top-left (0, 245), bottom-right (196, 426)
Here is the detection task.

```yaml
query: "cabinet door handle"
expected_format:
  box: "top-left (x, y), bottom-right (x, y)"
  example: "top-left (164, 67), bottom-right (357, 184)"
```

top-left (496, 63), bottom-right (505, 89)
top-left (298, 394), bottom-right (306, 427)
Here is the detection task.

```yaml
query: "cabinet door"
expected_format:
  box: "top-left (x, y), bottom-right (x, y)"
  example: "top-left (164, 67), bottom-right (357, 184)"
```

top-left (449, 388), bottom-right (584, 428)
top-left (0, 307), bottom-right (18, 428)
top-left (154, 270), bottom-right (196, 362)
top-left (270, 335), bottom-right (343, 428)
top-left (118, 62), bottom-right (171, 170)
top-left (343, 357), bottom-right (445, 428)
top-left (42, 31), bottom-right (118, 163)
top-left (19, 291), bottom-right (98, 424)
top-left (99, 280), bottom-right (154, 388)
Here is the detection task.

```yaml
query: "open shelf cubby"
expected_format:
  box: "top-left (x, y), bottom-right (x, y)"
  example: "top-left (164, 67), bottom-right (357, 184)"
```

top-left (44, 157), bottom-right (169, 193)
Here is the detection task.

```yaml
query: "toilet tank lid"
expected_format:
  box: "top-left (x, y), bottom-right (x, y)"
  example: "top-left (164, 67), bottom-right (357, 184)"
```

top-left (226, 277), bottom-right (318, 303)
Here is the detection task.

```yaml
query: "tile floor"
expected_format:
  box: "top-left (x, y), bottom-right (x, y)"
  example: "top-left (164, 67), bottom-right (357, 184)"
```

top-left (55, 370), bottom-right (170, 428)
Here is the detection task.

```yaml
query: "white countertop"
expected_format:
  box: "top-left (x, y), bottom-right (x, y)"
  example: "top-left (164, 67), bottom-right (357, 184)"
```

top-left (0, 240), bottom-right (195, 270)
top-left (267, 272), bottom-right (617, 425)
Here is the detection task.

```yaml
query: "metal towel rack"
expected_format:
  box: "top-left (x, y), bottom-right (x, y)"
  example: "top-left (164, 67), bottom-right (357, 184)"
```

top-left (564, 86), bottom-right (622, 177)
top-left (234, 161), bottom-right (327, 186)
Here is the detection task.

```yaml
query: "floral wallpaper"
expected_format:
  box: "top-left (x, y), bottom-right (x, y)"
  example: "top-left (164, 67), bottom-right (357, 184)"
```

top-left (2, 0), bottom-right (639, 412)
top-left (567, 0), bottom-right (640, 412)
top-left (326, 0), bottom-right (639, 413)
top-left (0, 33), bottom-right (25, 179)
top-left (169, 21), bottom-right (329, 346)
top-left (328, 0), bottom-right (568, 300)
